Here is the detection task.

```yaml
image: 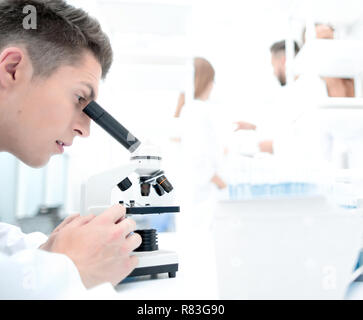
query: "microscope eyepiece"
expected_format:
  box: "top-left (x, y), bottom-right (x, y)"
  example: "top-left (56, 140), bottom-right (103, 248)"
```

top-left (83, 101), bottom-right (141, 153)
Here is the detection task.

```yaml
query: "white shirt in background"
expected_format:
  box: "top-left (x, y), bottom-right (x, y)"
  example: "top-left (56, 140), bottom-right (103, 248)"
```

top-left (178, 99), bottom-right (228, 230)
top-left (271, 74), bottom-right (330, 165)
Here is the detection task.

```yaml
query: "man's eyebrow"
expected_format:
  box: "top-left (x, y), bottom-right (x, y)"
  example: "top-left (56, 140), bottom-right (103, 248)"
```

top-left (80, 82), bottom-right (96, 101)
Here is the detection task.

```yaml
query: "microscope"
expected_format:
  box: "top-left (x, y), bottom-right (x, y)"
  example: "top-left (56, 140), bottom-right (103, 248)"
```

top-left (80, 101), bottom-right (179, 279)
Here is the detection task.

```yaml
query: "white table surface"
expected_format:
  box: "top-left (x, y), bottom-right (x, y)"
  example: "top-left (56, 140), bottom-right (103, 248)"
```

top-left (113, 230), bottom-right (363, 300)
top-left (115, 230), bottom-right (219, 300)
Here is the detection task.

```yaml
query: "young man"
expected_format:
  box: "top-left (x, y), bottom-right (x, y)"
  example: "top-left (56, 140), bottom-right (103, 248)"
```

top-left (234, 40), bottom-right (301, 154)
top-left (0, 0), bottom-right (141, 298)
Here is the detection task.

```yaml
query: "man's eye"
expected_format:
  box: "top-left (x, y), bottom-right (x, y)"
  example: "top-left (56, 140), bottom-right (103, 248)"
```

top-left (77, 96), bottom-right (86, 104)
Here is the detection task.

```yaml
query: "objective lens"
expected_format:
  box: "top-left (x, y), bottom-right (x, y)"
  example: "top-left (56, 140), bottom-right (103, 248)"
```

top-left (156, 175), bottom-right (173, 193)
top-left (140, 183), bottom-right (151, 196)
top-left (153, 183), bottom-right (165, 196)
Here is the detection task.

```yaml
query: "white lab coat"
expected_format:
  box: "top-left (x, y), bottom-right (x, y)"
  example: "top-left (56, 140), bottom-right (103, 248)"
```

top-left (271, 74), bottom-right (330, 165)
top-left (178, 99), bottom-right (227, 230)
top-left (179, 100), bottom-right (225, 201)
top-left (0, 223), bottom-right (116, 299)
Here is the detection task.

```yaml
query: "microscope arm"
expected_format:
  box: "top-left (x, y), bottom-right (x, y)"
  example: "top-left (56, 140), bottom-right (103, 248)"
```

top-left (80, 162), bottom-right (138, 215)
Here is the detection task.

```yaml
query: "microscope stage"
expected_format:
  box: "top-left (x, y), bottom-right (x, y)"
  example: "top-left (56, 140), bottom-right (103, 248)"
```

top-left (125, 206), bottom-right (180, 215)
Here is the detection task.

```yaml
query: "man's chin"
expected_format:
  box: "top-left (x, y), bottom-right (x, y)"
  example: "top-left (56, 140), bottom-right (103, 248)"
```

top-left (19, 153), bottom-right (51, 168)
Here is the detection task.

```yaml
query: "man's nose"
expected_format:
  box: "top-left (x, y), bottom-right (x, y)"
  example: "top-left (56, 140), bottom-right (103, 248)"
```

top-left (74, 113), bottom-right (91, 138)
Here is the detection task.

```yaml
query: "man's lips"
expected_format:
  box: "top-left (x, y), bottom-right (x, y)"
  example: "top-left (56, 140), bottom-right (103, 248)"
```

top-left (56, 140), bottom-right (72, 147)
top-left (55, 140), bottom-right (72, 153)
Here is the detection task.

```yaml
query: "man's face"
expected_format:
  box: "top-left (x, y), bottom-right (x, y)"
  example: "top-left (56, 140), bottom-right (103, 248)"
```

top-left (271, 52), bottom-right (286, 86)
top-left (2, 50), bottom-right (102, 167)
top-left (315, 24), bottom-right (334, 39)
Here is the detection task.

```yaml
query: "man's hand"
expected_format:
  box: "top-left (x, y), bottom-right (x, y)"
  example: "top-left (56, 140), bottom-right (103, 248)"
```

top-left (39, 204), bottom-right (142, 288)
top-left (234, 121), bottom-right (257, 131)
top-left (39, 213), bottom-right (84, 252)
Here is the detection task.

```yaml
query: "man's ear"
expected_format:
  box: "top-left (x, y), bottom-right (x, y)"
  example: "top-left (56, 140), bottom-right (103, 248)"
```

top-left (0, 47), bottom-right (32, 89)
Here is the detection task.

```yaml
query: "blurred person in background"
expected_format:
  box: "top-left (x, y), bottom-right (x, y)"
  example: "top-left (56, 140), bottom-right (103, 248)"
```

top-left (303, 23), bottom-right (355, 97)
top-left (178, 57), bottom-right (227, 192)
top-left (251, 24), bottom-right (352, 160)
top-left (176, 57), bottom-right (227, 229)
top-left (234, 25), bottom-right (351, 156)
top-left (233, 40), bottom-right (301, 154)
top-left (302, 23), bottom-right (335, 42)
top-left (270, 40), bottom-right (301, 87)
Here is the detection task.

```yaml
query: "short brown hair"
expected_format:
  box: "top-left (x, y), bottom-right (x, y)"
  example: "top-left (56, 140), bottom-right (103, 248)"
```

top-left (0, 0), bottom-right (113, 79)
top-left (270, 40), bottom-right (300, 56)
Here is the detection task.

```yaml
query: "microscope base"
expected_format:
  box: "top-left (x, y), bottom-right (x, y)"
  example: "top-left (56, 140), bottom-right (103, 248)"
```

top-left (128, 250), bottom-right (178, 278)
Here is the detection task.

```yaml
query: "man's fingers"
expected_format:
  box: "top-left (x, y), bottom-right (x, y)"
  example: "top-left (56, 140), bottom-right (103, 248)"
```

top-left (128, 254), bottom-right (139, 271)
top-left (78, 214), bottom-right (97, 226)
top-left (53, 213), bottom-right (80, 233)
top-left (67, 214), bottom-right (96, 228)
top-left (123, 233), bottom-right (142, 254)
top-left (93, 203), bottom-right (126, 224)
top-left (113, 217), bottom-right (137, 239)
